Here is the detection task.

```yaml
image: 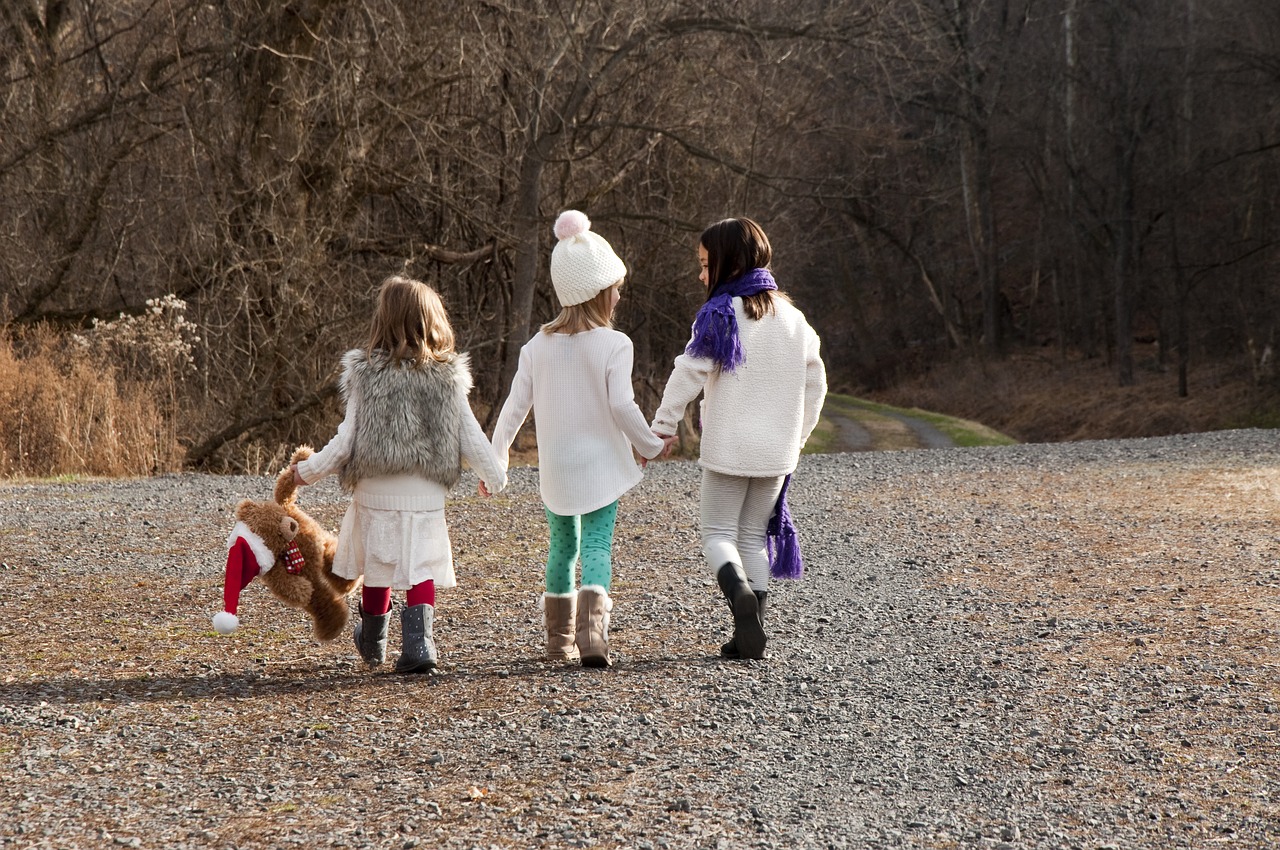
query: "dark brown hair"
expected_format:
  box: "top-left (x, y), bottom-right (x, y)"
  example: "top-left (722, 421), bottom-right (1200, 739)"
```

top-left (700, 217), bottom-right (786, 320)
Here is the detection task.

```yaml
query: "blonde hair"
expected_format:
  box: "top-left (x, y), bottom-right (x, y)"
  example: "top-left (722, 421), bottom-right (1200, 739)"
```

top-left (541, 282), bottom-right (620, 335)
top-left (368, 275), bottom-right (456, 363)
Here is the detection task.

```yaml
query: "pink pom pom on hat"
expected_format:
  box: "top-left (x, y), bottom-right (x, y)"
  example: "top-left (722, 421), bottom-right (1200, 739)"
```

top-left (549, 210), bottom-right (626, 306)
top-left (554, 209), bottom-right (591, 240)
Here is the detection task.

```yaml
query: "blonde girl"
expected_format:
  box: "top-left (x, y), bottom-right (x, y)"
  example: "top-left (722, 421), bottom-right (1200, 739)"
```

top-left (488, 211), bottom-right (665, 668)
top-left (293, 276), bottom-right (506, 673)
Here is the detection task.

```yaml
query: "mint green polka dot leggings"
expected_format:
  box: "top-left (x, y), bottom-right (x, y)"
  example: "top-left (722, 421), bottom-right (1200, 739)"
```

top-left (543, 501), bottom-right (619, 594)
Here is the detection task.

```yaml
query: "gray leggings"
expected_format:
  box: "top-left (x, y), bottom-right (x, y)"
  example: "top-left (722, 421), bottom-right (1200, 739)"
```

top-left (700, 468), bottom-right (785, 592)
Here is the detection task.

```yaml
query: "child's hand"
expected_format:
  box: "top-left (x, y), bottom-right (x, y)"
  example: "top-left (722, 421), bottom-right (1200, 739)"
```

top-left (478, 481), bottom-right (491, 498)
top-left (657, 433), bottom-right (679, 458)
top-left (291, 464), bottom-right (307, 487)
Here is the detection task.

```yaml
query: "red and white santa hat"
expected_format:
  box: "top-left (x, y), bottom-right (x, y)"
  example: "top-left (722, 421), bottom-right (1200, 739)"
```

top-left (211, 521), bottom-right (277, 635)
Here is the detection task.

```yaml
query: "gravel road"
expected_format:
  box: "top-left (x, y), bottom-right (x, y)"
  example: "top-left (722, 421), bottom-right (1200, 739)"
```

top-left (1, 430), bottom-right (1278, 849)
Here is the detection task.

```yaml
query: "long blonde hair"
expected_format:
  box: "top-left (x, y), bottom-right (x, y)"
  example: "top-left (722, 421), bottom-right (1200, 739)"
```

top-left (368, 275), bottom-right (456, 363)
top-left (541, 282), bottom-right (620, 335)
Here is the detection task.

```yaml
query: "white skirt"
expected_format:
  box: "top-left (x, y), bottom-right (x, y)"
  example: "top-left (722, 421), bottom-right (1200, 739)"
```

top-left (332, 502), bottom-right (456, 590)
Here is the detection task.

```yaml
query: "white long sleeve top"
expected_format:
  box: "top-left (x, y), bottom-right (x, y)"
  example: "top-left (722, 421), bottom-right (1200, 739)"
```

top-left (651, 297), bottom-right (827, 478)
top-left (298, 385), bottom-right (506, 512)
top-left (491, 327), bottom-right (665, 516)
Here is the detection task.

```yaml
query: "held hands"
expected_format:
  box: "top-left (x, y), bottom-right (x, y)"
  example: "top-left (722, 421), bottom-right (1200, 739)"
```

top-left (640, 432), bottom-right (678, 468)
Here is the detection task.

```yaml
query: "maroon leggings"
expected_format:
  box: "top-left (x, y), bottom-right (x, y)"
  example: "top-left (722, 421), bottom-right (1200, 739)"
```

top-left (361, 580), bottom-right (434, 615)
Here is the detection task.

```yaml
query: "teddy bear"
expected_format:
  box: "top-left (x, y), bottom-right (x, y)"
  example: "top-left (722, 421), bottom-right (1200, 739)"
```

top-left (212, 446), bottom-right (358, 641)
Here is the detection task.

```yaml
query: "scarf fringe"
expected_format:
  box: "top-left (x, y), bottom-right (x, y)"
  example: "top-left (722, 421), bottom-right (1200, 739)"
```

top-left (685, 300), bottom-right (744, 371)
top-left (766, 473), bottom-right (804, 580)
top-left (684, 268), bottom-right (777, 372)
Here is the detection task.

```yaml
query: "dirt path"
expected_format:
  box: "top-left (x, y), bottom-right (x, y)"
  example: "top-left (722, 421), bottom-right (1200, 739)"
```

top-left (825, 410), bottom-right (955, 452)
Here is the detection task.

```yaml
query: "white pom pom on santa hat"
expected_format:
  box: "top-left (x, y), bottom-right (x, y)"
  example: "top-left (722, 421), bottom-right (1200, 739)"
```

top-left (212, 611), bottom-right (240, 635)
top-left (554, 209), bottom-right (591, 241)
top-left (213, 525), bottom-right (269, 637)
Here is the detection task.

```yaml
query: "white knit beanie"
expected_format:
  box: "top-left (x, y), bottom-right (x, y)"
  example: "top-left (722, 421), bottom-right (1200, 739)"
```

top-left (549, 210), bottom-right (627, 306)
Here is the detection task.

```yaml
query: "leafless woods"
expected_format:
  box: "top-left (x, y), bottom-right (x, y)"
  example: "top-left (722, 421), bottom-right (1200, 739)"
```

top-left (1, 0), bottom-right (1277, 471)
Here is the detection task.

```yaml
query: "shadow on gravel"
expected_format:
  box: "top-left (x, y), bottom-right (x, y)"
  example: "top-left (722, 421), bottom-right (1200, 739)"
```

top-left (0, 653), bottom-right (737, 707)
top-left (0, 664), bottom-right (517, 707)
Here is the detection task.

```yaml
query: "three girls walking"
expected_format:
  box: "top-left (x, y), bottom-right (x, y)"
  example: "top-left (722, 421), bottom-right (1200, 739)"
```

top-left (290, 213), bottom-right (823, 671)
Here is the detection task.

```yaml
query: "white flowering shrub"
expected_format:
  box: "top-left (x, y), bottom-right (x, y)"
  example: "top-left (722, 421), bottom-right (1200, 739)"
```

top-left (70, 294), bottom-right (200, 381)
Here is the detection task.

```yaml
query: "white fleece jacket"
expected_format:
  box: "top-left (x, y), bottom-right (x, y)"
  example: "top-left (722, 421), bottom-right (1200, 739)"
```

top-left (651, 297), bottom-right (827, 478)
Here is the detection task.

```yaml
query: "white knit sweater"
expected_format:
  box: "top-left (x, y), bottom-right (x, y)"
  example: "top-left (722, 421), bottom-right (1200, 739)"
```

top-left (491, 327), bottom-right (665, 516)
top-left (651, 297), bottom-right (827, 477)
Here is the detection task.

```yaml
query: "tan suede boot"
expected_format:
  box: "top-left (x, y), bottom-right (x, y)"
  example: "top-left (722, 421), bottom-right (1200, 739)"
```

top-left (575, 586), bottom-right (613, 668)
top-left (542, 592), bottom-right (579, 662)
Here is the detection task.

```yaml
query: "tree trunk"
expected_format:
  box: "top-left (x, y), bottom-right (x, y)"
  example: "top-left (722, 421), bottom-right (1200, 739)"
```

top-left (1113, 129), bottom-right (1137, 387)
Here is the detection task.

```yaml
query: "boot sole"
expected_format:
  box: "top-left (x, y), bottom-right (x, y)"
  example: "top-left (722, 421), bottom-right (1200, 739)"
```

top-left (580, 654), bottom-right (610, 668)
top-left (394, 659), bottom-right (437, 674)
top-left (546, 651), bottom-right (580, 662)
top-left (732, 590), bottom-right (766, 660)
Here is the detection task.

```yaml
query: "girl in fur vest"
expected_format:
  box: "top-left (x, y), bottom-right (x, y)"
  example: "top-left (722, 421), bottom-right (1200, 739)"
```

top-left (292, 276), bottom-right (507, 673)
top-left (487, 211), bottom-right (665, 668)
top-left (650, 218), bottom-right (827, 661)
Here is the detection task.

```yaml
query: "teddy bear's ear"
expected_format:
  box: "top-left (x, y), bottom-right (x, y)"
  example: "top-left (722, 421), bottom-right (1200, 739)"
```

top-left (234, 497), bottom-right (254, 518)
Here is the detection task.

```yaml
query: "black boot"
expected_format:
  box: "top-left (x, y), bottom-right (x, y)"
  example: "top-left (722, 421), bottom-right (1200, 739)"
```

top-left (720, 590), bottom-right (768, 660)
top-left (353, 604), bottom-right (391, 666)
top-left (717, 564), bottom-right (766, 660)
top-left (395, 603), bottom-right (438, 674)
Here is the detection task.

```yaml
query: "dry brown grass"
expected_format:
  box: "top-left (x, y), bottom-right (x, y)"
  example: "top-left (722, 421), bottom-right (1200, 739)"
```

top-left (874, 349), bottom-right (1278, 444)
top-left (0, 328), bottom-right (185, 478)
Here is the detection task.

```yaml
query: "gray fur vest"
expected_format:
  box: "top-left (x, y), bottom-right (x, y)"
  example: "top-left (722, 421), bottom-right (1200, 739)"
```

top-left (337, 348), bottom-right (472, 491)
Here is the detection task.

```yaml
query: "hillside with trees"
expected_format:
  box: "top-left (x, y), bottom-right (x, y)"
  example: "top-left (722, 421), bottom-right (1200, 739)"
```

top-left (2, 0), bottom-right (1277, 475)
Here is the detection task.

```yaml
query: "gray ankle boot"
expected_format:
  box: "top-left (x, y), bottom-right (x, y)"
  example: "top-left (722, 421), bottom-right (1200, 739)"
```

top-left (353, 604), bottom-right (391, 666)
top-left (716, 564), bottom-right (765, 660)
top-left (394, 603), bottom-right (438, 674)
top-left (721, 590), bottom-right (768, 660)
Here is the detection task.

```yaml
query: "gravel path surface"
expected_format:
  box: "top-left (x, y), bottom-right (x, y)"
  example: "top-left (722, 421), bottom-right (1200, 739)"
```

top-left (1, 430), bottom-right (1278, 849)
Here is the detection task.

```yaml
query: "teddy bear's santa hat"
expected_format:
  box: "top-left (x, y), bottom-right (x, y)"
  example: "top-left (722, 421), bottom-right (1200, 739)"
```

top-left (211, 521), bottom-right (277, 635)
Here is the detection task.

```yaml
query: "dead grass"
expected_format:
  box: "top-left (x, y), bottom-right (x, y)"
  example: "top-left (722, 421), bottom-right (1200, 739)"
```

top-left (873, 349), bottom-right (1279, 444)
top-left (0, 327), bottom-right (185, 477)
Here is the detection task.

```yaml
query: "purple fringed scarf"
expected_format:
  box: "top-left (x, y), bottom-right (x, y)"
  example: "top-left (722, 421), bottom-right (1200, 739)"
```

top-left (684, 267), bottom-right (777, 372)
top-left (767, 473), bottom-right (804, 579)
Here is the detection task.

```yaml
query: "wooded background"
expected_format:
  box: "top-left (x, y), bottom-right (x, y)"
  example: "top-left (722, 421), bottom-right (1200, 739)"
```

top-left (2, 0), bottom-right (1277, 471)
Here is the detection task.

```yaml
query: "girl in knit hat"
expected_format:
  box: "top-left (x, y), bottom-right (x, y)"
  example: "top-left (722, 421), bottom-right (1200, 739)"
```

top-left (291, 276), bottom-right (507, 673)
top-left (650, 218), bottom-right (827, 660)
top-left (487, 210), bottom-right (665, 667)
